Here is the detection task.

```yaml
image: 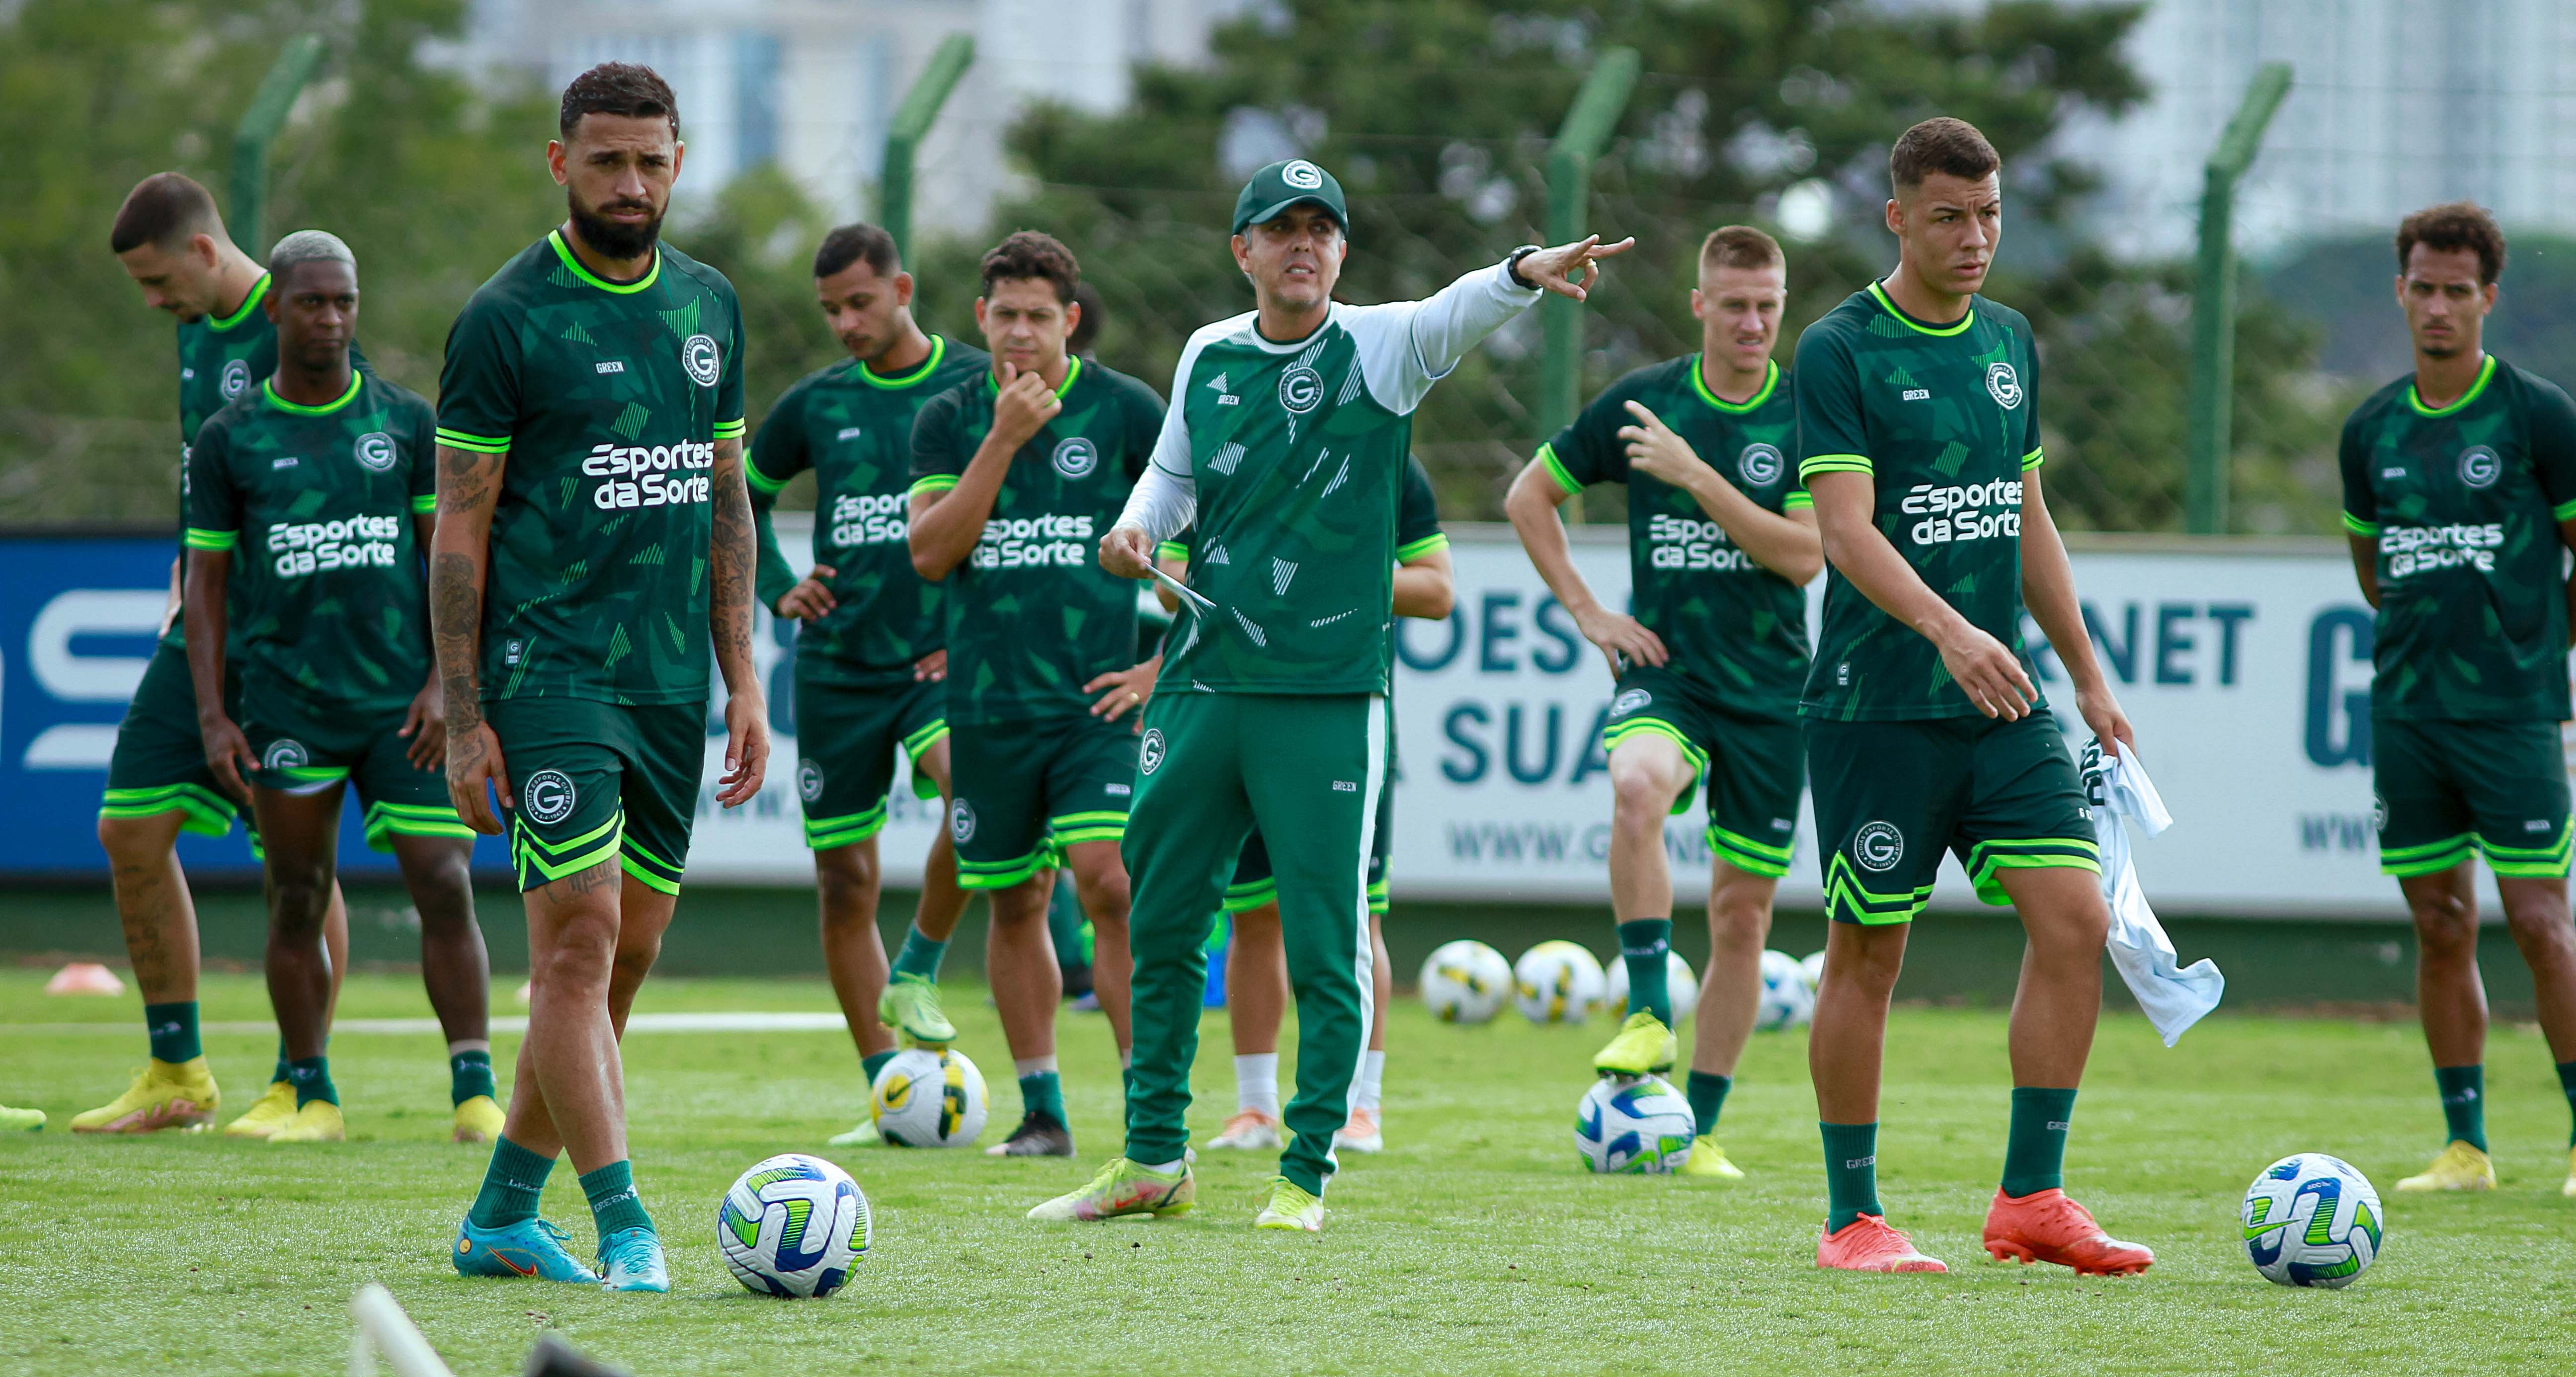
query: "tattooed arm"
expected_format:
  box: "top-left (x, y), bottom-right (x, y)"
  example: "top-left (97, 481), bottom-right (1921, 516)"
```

top-left (432, 442), bottom-right (510, 835)
top-left (708, 434), bottom-right (769, 808)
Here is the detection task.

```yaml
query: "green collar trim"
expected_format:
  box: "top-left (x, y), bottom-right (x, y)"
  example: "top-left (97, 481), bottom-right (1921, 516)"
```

top-left (1691, 356), bottom-right (1779, 413)
top-left (2408, 353), bottom-right (2497, 417)
top-left (549, 229), bottom-right (660, 294)
top-left (985, 354), bottom-right (1082, 399)
top-left (262, 372), bottom-right (361, 416)
top-left (208, 273), bottom-right (270, 332)
top-left (859, 334), bottom-right (947, 390)
top-left (1867, 280), bottom-right (1974, 336)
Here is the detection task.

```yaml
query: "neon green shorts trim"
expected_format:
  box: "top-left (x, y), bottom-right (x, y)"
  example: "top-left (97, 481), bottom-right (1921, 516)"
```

top-left (2374, 717), bottom-right (2573, 878)
top-left (487, 697), bottom-right (705, 894)
top-left (792, 672), bottom-right (947, 850)
top-left (1601, 666), bottom-right (1803, 879)
top-left (948, 714), bottom-right (1137, 891)
top-left (100, 641), bottom-right (247, 839)
top-left (238, 685), bottom-right (465, 851)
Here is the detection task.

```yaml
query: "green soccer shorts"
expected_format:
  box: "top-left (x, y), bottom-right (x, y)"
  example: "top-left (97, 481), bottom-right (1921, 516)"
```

top-left (487, 698), bottom-right (705, 896)
top-left (792, 673), bottom-right (947, 851)
top-left (946, 713), bottom-right (1139, 891)
top-left (2373, 717), bottom-right (2573, 879)
top-left (239, 683), bottom-right (470, 851)
top-left (1805, 712), bottom-right (2098, 925)
top-left (100, 640), bottom-right (253, 841)
top-left (1600, 665), bottom-right (1804, 879)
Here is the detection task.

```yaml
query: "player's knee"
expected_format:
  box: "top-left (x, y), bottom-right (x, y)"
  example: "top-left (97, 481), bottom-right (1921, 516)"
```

top-left (96, 813), bottom-right (169, 866)
top-left (1610, 768), bottom-right (1677, 828)
top-left (1073, 865), bottom-right (1130, 922)
top-left (2500, 892), bottom-right (2574, 950)
top-left (814, 847), bottom-right (879, 916)
top-left (611, 936), bottom-right (661, 990)
top-left (533, 912), bottom-right (619, 989)
top-left (2408, 890), bottom-right (2478, 949)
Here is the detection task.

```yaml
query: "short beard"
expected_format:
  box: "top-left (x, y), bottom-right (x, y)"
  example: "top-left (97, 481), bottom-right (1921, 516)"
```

top-left (2418, 339), bottom-right (2458, 360)
top-left (567, 191), bottom-right (663, 263)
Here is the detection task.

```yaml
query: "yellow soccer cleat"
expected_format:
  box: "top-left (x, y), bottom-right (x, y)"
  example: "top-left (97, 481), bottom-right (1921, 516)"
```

top-left (269, 1099), bottom-right (346, 1143)
top-left (1252, 1176), bottom-right (1325, 1233)
top-left (71, 1058), bottom-right (218, 1134)
top-left (0, 1103), bottom-right (45, 1132)
top-left (224, 1080), bottom-right (298, 1138)
top-left (1026, 1157), bottom-right (1193, 1222)
top-left (827, 1118), bottom-right (883, 1147)
top-left (1591, 1011), bottom-right (1678, 1077)
top-left (1678, 1135), bottom-right (1744, 1179)
top-left (2396, 1139), bottom-right (2495, 1192)
top-left (452, 1094), bottom-right (505, 1144)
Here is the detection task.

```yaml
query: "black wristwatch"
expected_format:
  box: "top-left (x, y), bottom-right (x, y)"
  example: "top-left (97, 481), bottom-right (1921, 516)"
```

top-left (1506, 244), bottom-right (1544, 290)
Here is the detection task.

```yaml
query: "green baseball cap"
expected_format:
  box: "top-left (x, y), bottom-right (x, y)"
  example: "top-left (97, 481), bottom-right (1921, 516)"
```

top-left (1230, 159), bottom-right (1348, 236)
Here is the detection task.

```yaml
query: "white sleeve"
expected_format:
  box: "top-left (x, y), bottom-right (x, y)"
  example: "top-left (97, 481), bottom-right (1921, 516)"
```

top-left (1343, 259), bottom-right (1543, 415)
top-left (1114, 322), bottom-right (1227, 540)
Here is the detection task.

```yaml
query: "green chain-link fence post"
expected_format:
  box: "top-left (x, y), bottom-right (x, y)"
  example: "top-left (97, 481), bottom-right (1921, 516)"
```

top-left (229, 33), bottom-right (325, 258)
top-left (880, 34), bottom-right (974, 262)
top-left (1538, 47), bottom-right (1639, 450)
top-left (2184, 62), bottom-right (2293, 535)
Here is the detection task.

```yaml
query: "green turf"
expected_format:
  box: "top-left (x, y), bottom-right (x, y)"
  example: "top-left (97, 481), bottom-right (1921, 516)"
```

top-left (6, 971), bottom-right (2576, 1375)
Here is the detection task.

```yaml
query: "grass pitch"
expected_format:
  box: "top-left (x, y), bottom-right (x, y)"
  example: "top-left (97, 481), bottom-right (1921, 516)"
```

top-left (5, 970), bottom-right (2576, 1376)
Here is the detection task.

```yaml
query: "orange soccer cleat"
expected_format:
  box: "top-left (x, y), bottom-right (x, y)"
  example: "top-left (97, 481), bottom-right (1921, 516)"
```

top-left (1816, 1214), bottom-right (1948, 1273)
top-left (1982, 1188), bottom-right (2154, 1276)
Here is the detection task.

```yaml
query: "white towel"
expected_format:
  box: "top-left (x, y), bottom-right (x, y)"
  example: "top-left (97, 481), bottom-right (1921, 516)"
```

top-left (2083, 739), bottom-right (2224, 1046)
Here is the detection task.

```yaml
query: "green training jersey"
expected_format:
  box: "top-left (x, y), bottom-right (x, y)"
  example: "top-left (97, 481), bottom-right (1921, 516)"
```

top-left (2339, 354), bottom-right (2576, 722)
top-left (182, 372), bottom-right (437, 717)
top-left (907, 357), bottom-right (1163, 725)
top-left (436, 230), bottom-right (746, 706)
top-left (165, 273), bottom-right (283, 655)
top-left (1796, 283), bottom-right (2045, 722)
top-left (1540, 355), bottom-right (1812, 720)
top-left (751, 334), bottom-right (990, 686)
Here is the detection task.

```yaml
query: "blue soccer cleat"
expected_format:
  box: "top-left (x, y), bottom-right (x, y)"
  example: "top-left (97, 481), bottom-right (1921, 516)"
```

top-left (598, 1227), bottom-right (669, 1293)
top-left (452, 1217), bottom-right (601, 1285)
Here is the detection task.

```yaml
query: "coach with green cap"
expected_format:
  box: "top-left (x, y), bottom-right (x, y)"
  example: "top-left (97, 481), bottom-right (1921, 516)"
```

top-left (1026, 157), bottom-right (1631, 1231)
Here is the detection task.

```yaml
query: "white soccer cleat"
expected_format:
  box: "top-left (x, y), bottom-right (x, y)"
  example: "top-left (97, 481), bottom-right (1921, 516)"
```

top-left (1208, 1109), bottom-right (1281, 1151)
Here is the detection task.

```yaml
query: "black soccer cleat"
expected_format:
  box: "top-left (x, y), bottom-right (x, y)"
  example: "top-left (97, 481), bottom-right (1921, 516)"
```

top-left (984, 1111), bottom-right (1075, 1157)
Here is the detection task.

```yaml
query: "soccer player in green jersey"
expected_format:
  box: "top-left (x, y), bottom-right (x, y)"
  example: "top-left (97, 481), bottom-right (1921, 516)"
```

top-left (2337, 203), bottom-right (2576, 1199)
top-left (750, 223), bottom-right (989, 1145)
top-left (433, 64), bottom-right (768, 1293)
top-left (75, 172), bottom-right (356, 1136)
top-left (908, 231), bottom-right (1165, 1158)
top-left (1505, 225), bottom-right (1821, 1180)
top-left (179, 231), bottom-right (497, 1146)
top-left (1798, 119), bottom-right (2148, 1274)
top-left (1033, 158), bottom-right (1629, 1230)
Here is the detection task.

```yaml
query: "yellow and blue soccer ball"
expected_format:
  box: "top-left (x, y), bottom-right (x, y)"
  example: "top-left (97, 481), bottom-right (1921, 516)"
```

top-left (1575, 1075), bottom-right (1695, 1174)
top-left (717, 1153), bottom-right (869, 1297)
top-left (870, 1047), bottom-right (989, 1148)
top-left (2242, 1152), bottom-right (2383, 1288)
top-left (1419, 939), bottom-right (1512, 1023)
top-left (1514, 940), bottom-right (1606, 1025)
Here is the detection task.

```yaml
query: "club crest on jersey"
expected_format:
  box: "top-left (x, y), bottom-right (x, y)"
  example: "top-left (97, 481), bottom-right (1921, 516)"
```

top-left (1985, 361), bottom-right (2022, 410)
top-left (2371, 794), bottom-right (2388, 834)
top-left (220, 358), bottom-right (251, 400)
top-left (797, 760), bottom-right (824, 804)
top-left (681, 333), bottom-right (721, 388)
top-left (354, 431), bottom-right (398, 472)
top-left (1278, 365), bottom-right (1323, 415)
top-left (2459, 445), bottom-right (2501, 489)
top-left (1139, 729), bottom-right (1167, 775)
top-left (261, 738), bottom-right (309, 773)
top-left (1282, 160), bottom-right (1325, 190)
top-left (1051, 435), bottom-right (1099, 480)
top-left (1610, 688), bottom-right (1652, 717)
top-left (949, 798), bottom-right (976, 843)
top-left (1738, 442), bottom-right (1785, 486)
top-left (523, 769), bottom-right (576, 826)
top-left (1854, 820), bottom-right (1904, 873)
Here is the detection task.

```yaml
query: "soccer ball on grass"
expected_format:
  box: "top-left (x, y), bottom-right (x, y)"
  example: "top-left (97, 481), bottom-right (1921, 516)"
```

top-left (1755, 949), bottom-right (1814, 1030)
top-left (1513, 940), bottom-right (1606, 1025)
top-left (718, 1153), bottom-right (870, 1297)
top-left (871, 1047), bottom-right (989, 1148)
top-left (1574, 1075), bottom-right (1695, 1173)
top-left (2242, 1152), bottom-right (2383, 1288)
top-left (1419, 939), bottom-right (1513, 1023)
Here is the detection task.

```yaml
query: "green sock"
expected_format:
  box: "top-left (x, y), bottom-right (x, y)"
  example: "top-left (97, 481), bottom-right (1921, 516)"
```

top-left (272, 1039), bottom-right (290, 1087)
top-left (1821, 1122), bottom-right (1881, 1232)
top-left (469, 1135), bottom-right (554, 1229)
top-left (2435, 1064), bottom-right (2488, 1151)
top-left (449, 1050), bottom-right (496, 1106)
top-left (2558, 1060), bottom-right (2576, 1146)
top-left (862, 1050), bottom-right (897, 1083)
top-left (285, 1055), bottom-right (336, 1107)
top-left (1686, 1071), bottom-right (1732, 1136)
top-left (144, 1001), bottom-right (201, 1064)
top-left (1019, 1071), bottom-right (1066, 1127)
top-left (579, 1159), bottom-right (654, 1240)
top-left (2001, 1086), bottom-right (2077, 1198)
top-left (890, 926), bottom-right (948, 982)
top-left (1616, 918), bottom-right (1674, 1023)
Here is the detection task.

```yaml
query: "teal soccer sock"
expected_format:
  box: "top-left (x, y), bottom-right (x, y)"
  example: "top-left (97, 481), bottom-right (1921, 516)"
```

top-left (2000, 1087), bottom-right (2077, 1198)
top-left (891, 926), bottom-right (949, 982)
top-left (1821, 1122), bottom-right (1881, 1232)
top-left (144, 1001), bottom-right (201, 1064)
top-left (862, 1050), bottom-right (897, 1083)
top-left (469, 1136), bottom-right (555, 1229)
top-left (2434, 1064), bottom-right (2487, 1152)
top-left (1019, 1070), bottom-right (1067, 1127)
top-left (580, 1159), bottom-right (654, 1240)
top-left (1686, 1071), bottom-right (1732, 1136)
top-left (1616, 918), bottom-right (1674, 1023)
top-left (449, 1049), bottom-right (496, 1106)
top-left (2559, 1060), bottom-right (2576, 1146)
top-left (285, 1055), bottom-right (336, 1108)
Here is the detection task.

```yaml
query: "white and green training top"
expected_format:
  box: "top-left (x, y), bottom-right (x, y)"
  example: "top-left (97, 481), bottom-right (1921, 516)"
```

top-left (1118, 259), bottom-right (1538, 695)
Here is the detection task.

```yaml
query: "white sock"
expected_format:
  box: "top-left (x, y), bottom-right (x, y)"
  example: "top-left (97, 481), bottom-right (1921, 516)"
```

top-left (1234, 1053), bottom-right (1280, 1117)
top-left (1354, 1050), bottom-right (1385, 1113)
top-left (1013, 1055), bottom-right (1058, 1078)
top-left (445, 1038), bottom-right (491, 1056)
top-left (1140, 1158), bottom-right (1185, 1173)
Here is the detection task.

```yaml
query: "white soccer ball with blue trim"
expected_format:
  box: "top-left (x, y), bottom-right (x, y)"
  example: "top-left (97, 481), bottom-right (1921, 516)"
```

top-left (1754, 949), bottom-right (1814, 1030)
top-left (871, 1047), bottom-right (989, 1148)
top-left (1799, 949), bottom-right (1827, 991)
top-left (1600, 952), bottom-right (1701, 1023)
top-left (1419, 940), bottom-right (1513, 1024)
top-left (2242, 1152), bottom-right (2384, 1288)
top-left (1514, 940), bottom-right (1606, 1025)
top-left (1574, 1075), bottom-right (1696, 1174)
top-left (717, 1153), bottom-right (870, 1297)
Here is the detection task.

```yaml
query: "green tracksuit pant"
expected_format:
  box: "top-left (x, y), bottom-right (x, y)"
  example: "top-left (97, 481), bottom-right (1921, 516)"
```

top-left (1121, 691), bottom-right (1384, 1195)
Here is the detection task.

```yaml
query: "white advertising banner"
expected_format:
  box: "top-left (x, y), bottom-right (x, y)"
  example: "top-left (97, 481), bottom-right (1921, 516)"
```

top-left (695, 518), bottom-right (2530, 919)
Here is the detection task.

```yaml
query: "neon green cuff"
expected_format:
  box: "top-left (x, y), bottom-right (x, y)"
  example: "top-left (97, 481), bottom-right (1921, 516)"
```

top-left (1800, 455), bottom-right (1872, 478)
top-left (434, 428), bottom-right (509, 454)
top-left (1536, 444), bottom-right (1583, 496)
top-left (2341, 512), bottom-right (2381, 537)
top-left (182, 528), bottom-right (237, 551)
